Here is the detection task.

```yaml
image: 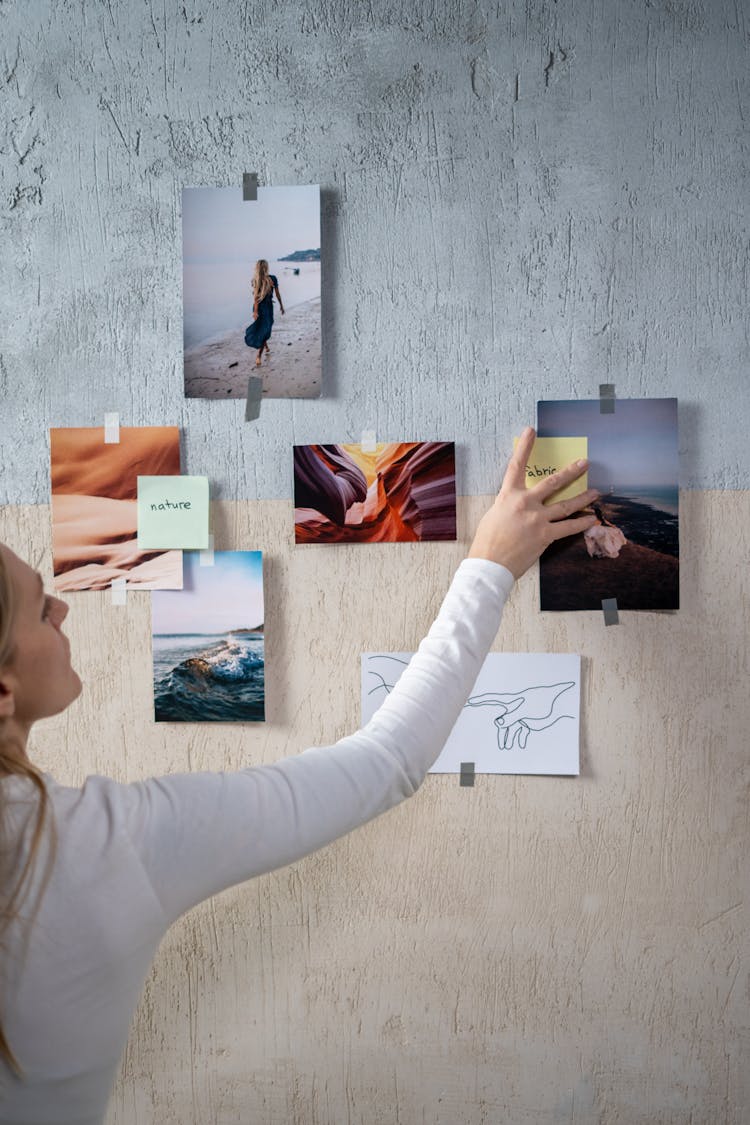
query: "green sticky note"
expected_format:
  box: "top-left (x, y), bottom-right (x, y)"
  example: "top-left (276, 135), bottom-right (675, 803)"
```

top-left (137, 476), bottom-right (209, 549)
top-left (514, 437), bottom-right (588, 503)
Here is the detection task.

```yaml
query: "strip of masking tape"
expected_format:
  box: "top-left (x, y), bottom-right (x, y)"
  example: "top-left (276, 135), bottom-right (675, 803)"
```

top-left (242, 172), bottom-right (258, 201)
top-left (599, 383), bottom-right (616, 414)
top-left (245, 376), bottom-right (263, 421)
top-left (360, 429), bottom-right (377, 453)
top-left (104, 413), bottom-right (120, 443)
top-left (601, 597), bottom-right (619, 626)
top-left (200, 534), bottom-right (215, 567)
top-left (111, 576), bottom-right (127, 605)
top-left (459, 762), bottom-right (475, 787)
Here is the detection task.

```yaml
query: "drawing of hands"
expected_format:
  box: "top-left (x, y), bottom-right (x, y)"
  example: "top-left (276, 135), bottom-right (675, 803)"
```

top-left (467, 682), bottom-right (576, 752)
top-left (494, 716), bottom-right (532, 749)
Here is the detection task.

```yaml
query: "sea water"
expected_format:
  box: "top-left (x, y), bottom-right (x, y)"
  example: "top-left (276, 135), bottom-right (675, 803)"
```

top-left (153, 633), bottom-right (265, 722)
top-left (183, 260), bottom-right (321, 349)
top-left (613, 485), bottom-right (679, 516)
top-left (603, 488), bottom-right (679, 557)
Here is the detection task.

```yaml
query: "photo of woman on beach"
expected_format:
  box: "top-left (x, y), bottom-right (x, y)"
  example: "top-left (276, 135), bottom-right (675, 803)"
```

top-left (182, 184), bottom-right (320, 399)
top-left (536, 398), bottom-right (679, 611)
top-left (244, 259), bottom-right (285, 366)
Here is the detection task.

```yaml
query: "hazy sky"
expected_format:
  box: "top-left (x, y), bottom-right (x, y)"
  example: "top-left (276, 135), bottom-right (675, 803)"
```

top-left (182, 184), bottom-right (320, 264)
top-left (537, 398), bottom-right (679, 488)
top-left (152, 551), bottom-right (264, 634)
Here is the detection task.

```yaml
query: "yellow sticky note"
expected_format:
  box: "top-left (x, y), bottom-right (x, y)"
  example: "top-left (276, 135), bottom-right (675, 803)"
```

top-left (514, 437), bottom-right (588, 503)
top-left (137, 475), bottom-right (209, 549)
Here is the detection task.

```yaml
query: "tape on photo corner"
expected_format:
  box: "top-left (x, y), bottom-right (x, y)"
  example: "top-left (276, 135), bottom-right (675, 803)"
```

top-left (601, 597), bottom-right (619, 626)
top-left (104, 413), bottom-right (120, 443)
top-left (242, 173), bottom-right (258, 201)
top-left (245, 376), bottom-right (263, 421)
top-left (360, 429), bottom-right (377, 453)
top-left (459, 762), bottom-right (475, 787)
top-left (111, 576), bottom-right (127, 605)
top-left (599, 383), bottom-right (616, 414)
top-left (199, 534), bottom-right (215, 567)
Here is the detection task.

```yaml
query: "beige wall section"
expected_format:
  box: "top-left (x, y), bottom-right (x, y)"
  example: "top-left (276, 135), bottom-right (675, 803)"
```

top-left (1, 495), bottom-right (747, 1125)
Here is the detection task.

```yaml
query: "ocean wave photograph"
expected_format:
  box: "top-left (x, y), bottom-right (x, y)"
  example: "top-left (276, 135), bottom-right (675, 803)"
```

top-left (151, 551), bottom-right (265, 722)
top-left (537, 398), bottom-right (679, 611)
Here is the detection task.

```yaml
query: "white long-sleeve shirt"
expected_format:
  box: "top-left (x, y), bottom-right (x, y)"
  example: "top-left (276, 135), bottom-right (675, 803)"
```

top-left (0, 558), bottom-right (514, 1124)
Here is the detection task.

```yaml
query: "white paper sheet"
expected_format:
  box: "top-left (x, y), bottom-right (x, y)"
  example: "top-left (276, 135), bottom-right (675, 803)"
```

top-left (361, 652), bottom-right (581, 776)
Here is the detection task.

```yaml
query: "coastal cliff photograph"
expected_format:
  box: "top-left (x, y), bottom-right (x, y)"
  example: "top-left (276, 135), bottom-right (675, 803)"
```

top-left (537, 398), bottom-right (679, 611)
top-left (293, 441), bottom-right (456, 544)
top-left (182, 184), bottom-right (321, 399)
top-left (151, 550), bottom-right (265, 722)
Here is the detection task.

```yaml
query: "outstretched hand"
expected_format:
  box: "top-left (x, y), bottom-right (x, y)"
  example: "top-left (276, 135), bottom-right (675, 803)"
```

top-left (468, 426), bottom-right (599, 578)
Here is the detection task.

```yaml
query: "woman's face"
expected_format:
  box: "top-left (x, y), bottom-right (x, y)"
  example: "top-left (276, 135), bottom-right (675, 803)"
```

top-left (0, 545), bottom-right (82, 727)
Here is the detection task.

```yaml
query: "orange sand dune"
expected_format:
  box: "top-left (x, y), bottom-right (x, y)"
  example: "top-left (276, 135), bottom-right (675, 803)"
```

top-left (54, 552), bottom-right (183, 593)
top-left (50, 427), bottom-right (183, 591)
top-left (51, 494), bottom-right (182, 591)
top-left (50, 426), bottom-right (180, 499)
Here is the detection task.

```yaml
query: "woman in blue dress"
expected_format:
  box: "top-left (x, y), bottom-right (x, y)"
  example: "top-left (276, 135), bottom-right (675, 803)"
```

top-left (244, 259), bottom-right (285, 366)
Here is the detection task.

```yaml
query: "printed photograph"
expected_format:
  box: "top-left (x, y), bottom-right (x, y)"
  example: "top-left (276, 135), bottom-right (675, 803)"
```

top-left (537, 398), bottom-right (679, 610)
top-left (294, 442), bottom-right (457, 544)
top-left (183, 184), bottom-right (321, 399)
top-left (151, 551), bottom-right (265, 723)
top-left (50, 426), bottom-right (182, 592)
top-left (362, 652), bottom-right (581, 776)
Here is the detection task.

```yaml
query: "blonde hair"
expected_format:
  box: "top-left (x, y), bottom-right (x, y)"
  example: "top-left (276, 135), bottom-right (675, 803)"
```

top-left (0, 549), bottom-right (54, 1074)
top-left (252, 258), bottom-right (273, 303)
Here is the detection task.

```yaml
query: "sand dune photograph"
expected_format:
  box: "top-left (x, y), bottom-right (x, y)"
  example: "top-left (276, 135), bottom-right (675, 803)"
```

top-left (50, 425), bottom-right (183, 592)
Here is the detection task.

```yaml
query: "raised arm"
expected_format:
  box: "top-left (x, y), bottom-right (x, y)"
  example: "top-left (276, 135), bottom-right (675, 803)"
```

top-left (121, 429), bottom-right (597, 923)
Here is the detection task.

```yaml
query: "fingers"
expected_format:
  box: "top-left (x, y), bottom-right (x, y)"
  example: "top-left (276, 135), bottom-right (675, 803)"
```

top-left (502, 427), bottom-right (536, 490)
top-left (548, 512), bottom-right (599, 542)
top-left (546, 487), bottom-right (600, 522)
top-left (531, 456), bottom-right (590, 502)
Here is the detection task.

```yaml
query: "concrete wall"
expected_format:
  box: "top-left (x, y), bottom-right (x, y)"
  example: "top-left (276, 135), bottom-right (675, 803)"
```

top-left (1, 1), bottom-right (748, 1122)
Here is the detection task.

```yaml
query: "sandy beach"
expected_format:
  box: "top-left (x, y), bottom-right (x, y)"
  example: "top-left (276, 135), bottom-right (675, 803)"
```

top-left (184, 296), bottom-right (321, 399)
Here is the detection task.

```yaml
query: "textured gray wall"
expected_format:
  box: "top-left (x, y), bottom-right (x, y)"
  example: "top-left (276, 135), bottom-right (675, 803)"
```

top-left (1, 0), bottom-right (748, 502)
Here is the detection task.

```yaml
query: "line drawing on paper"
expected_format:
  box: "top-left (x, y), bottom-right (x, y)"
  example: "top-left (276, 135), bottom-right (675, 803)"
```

top-left (365, 655), bottom-right (576, 752)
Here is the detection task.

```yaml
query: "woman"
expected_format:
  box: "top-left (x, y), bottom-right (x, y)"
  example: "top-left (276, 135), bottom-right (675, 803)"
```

top-left (244, 259), bottom-right (284, 366)
top-left (0, 430), bottom-right (596, 1123)
top-left (583, 503), bottom-right (627, 559)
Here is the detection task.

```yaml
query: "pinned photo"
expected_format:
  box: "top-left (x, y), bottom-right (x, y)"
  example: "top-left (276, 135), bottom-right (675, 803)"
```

top-left (50, 426), bottom-right (183, 592)
top-left (293, 442), bottom-right (457, 544)
top-left (182, 184), bottom-right (321, 400)
top-left (151, 551), bottom-right (265, 722)
top-left (537, 398), bottom-right (679, 611)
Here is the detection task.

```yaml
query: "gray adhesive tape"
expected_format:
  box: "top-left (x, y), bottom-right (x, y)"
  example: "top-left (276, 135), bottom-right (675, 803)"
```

top-left (599, 383), bottom-right (616, 413)
top-left (601, 597), bottom-right (619, 625)
top-left (245, 376), bottom-right (263, 421)
top-left (459, 762), bottom-right (475, 787)
top-left (242, 173), bottom-right (258, 201)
